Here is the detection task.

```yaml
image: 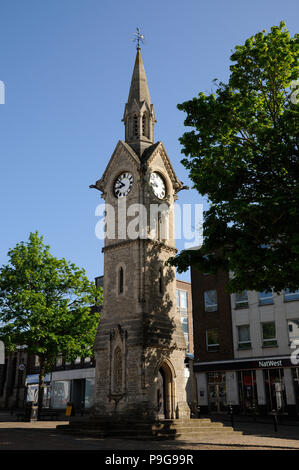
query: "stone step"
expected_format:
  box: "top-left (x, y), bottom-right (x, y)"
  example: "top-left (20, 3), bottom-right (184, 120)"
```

top-left (56, 419), bottom-right (242, 440)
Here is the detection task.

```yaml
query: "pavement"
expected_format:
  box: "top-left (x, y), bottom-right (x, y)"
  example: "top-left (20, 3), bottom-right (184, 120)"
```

top-left (0, 416), bottom-right (299, 450)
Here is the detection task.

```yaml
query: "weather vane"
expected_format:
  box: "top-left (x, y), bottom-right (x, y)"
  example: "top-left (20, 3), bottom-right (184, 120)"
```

top-left (132, 27), bottom-right (145, 49)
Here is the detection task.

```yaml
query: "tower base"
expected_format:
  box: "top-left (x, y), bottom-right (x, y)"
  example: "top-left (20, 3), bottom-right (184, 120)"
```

top-left (56, 417), bottom-right (240, 440)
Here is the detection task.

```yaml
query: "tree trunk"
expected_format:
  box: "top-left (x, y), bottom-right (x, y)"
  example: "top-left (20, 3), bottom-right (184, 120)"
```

top-left (37, 358), bottom-right (46, 420)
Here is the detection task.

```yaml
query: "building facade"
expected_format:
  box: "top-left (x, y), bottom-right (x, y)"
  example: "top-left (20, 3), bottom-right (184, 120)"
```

top-left (192, 267), bottom-right (299, 417)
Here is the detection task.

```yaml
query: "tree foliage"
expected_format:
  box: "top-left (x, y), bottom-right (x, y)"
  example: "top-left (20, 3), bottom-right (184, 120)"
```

top-left (0, 232), bottom-right (102, 411)
top-left (169, 22), bottom-right (299, 293)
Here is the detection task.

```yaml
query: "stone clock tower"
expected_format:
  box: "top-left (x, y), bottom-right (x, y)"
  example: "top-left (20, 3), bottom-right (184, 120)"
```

top-left (90, 47), bottom-right (190, 423)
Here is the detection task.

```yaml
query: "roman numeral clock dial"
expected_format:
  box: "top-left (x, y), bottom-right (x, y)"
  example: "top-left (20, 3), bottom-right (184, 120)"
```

top-left (114, 172), bottom-right (133, 198)
top-left (150, 172), bottom-right (166, 199)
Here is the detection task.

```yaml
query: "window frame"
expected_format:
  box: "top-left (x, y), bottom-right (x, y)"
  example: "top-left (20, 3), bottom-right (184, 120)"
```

top-left (206, 328), bottom-right (220, 352)
top-left (284, 289), bottom-right (299, 302)
top-left (237, 325), bottom-right (251, 350)
top-left (204, 289), bottom-right (218, 313)
top-left (261, 321), bottom-right (278, 348)
top-left (258, 291), bottom-right (273, 306)
top-left (234, 291), bottom-right (249, 309)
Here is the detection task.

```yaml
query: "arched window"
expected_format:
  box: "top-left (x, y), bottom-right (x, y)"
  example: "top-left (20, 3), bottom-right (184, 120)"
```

top-left (133, 115), bottom-right (138, 137)
top-left (119, 267), bottom-right (124, 294)
top-left (142, 113), bottom-right (147, 137)
top-left (159, 267), bottom-right (163, 294)
top-left (114, 346), bottom-right (122, 393)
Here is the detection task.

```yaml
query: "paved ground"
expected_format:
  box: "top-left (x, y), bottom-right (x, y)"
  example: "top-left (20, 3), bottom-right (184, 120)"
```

top-left (0, 419), bottom-right (299, 450)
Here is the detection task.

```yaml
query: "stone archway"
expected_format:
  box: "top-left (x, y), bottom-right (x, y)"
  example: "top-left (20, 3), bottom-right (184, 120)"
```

top-left (157, 360), bottom-right (175, 419)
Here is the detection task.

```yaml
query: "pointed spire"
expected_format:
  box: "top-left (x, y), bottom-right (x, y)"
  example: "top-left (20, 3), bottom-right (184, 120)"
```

top-left (123, 49), bottom-right (156, 157)
top-left (127, 48), bottom-right (151, 107)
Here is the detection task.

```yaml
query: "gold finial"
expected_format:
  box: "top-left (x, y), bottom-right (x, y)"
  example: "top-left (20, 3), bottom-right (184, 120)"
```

top-left (132, 27), bottom-right (145, 50)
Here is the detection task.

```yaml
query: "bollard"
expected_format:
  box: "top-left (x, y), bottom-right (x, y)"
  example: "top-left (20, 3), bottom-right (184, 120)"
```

top-left (272, 410), bottom-right (278, 433)
top-left (229, 405), bottom-right (234, 428)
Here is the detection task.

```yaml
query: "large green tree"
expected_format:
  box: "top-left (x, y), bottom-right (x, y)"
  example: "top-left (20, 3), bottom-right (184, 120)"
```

top-left (169, 22), bottom-right (299, 293)
top-left (0, 232), bottom-right (102, 416)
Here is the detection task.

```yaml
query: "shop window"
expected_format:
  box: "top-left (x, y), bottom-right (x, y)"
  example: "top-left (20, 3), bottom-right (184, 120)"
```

top-left (258, 291), bottom-right (273, 305)
top-left (284, 289), bottom-right (299, 302)
top-left (85, 378), bottom-right (95, 408)
top-left (206, 329), bottom-right (220, 352)
top-left (234, 291), bottom-right (248, 309)
top-left (237, 325), bottom-right (251, 349)
top-left (237, 371), bottom-right (257, 413)
top-left (264, 369), bottom-right (286, 413)
top-left (204, 290), bottom-right (217, 312)
top-left (262, 322), bottom-right (278, 347)
top-left (52, 380), bottom-right (71, 408)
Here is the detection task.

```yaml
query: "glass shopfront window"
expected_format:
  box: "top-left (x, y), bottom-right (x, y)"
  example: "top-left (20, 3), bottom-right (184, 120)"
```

top-left (52, 380), bottom-right (71, 408)
top-left (238, 371), bottom-right (257, 413)
top-left (207, 372), bottom-right (227, 412)
top-left (85, 378), bottom-right (95, 408)
top-left (264, 369), bottom-right (287, 413)
top-left (26, 384), bottom-right (51, 407)
top-left (292, 368), bottom-right (299, 413)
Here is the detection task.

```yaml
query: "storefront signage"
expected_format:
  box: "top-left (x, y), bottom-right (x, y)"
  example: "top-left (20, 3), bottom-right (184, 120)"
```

top-left (26, 374), bottom-right (51, 384)
top-left (258, 360), bottom-right (283, 368)
top-left (195, 357), bottom-right (293, 372)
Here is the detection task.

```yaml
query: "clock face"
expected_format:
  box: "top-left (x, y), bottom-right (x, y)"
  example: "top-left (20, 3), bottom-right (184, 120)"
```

top-left (150, 172), bottom-right (166, 199)
top-left (114, 172), bottom-right (133, 198)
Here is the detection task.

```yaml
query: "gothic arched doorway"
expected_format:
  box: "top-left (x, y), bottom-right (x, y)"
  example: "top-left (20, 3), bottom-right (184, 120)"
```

top-left (156, 361), bottom-right (175, 419)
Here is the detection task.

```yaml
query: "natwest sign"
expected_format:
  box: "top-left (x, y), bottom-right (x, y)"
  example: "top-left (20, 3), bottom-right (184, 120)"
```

top-left (258, 360), bottom-right (283, 368)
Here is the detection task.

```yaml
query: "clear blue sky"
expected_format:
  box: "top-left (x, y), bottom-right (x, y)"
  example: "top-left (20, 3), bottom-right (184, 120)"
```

top-left (0, 0), bottom-right (298, 283)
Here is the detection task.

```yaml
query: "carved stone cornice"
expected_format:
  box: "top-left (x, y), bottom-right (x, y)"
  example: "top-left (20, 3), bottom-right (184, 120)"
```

top-left (102, 238), bottom-right (177, 254)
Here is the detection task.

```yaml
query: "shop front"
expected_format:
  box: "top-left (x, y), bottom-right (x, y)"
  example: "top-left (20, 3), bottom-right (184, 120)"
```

top-left (51, 369), bottom-right (95, 412)
top-left (194, 357), bottom-right (299, 417)
top-left (26, 374), bottom-right (52, 407)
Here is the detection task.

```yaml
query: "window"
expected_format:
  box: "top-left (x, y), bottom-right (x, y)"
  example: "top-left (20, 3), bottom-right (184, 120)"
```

top-left (206, 329), bottom-right (220, 352)
top-left (177, 289), bottom-right (189, 349)
top-left (181, 317), bottom-right (189, 350)
top-left (258, 291), bottom-right (273, 305)
top-left (237, 325), bottom-right (251, 349)
top-left (142, 113), bottom-right (147, 136)
top-left (113, 347), bottom-right (122, 393)
top-left (177, 290), bottom-right (187, 311)
top-left (284, 289), bottom-right (299, 302)
top-left (235, 291), bottom-right (248, 309)
top-left (133, 115), bottom-right (138, 136)
top-left (119, 267), bottom-right (124, 294)
top-left (288, 320), bottom-right (299, 342)
top-left (158, 268), bottom-right (163, 294)
top-left (204, 290), bottom-right (217, 312)
top-left (262, 322), bottom-right (277, 347)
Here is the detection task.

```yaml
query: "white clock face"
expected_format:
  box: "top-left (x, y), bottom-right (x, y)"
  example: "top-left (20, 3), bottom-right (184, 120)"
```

top-left (114, 172), bottom-right (133, 198)
top-left (150, 172), bottom-right (166, 199)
